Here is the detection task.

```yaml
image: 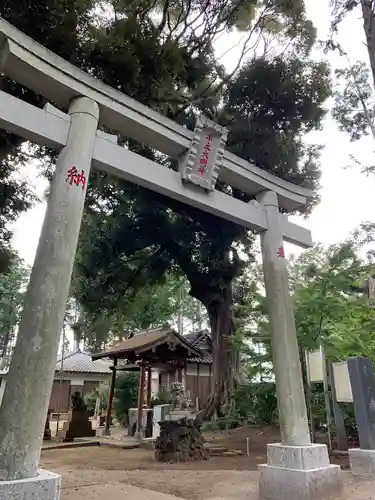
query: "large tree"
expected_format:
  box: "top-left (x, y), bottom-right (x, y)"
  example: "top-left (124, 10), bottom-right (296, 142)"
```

top-left (70, 272), bottom-right (204, 352)
top-left (0, 0), bottom-right (98, 269)
top-left (331, 59), bottom-right (375, 173)
top-left (73, 58), bottom-right (330, 417)
top-left (0, 0), bottom-right (330, 415)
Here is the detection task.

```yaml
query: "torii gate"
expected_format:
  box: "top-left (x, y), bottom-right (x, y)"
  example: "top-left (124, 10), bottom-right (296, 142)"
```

top-left (0, 18), bottom-right (342, 500)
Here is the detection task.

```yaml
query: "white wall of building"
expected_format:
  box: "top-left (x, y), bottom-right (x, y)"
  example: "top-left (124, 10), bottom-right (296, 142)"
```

top-left (185, 364), bottom-right (210, 376)
top-left (0, 377), bottom-right (6, 406)
top-left (0, 371), bottom-right (111, 408)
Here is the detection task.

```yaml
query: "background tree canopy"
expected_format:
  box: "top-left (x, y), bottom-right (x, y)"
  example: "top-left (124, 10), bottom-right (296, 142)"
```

top-left (0, 0), bottom-right (331, 415)
top-left (240, 223), bottom-right (375, 384)
top-left (0, 255), bottom-right (30, 359)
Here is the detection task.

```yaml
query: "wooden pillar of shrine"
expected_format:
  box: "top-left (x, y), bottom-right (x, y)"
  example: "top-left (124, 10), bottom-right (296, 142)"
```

top-left (177, 362), bottom-right (183, 383)
top-left (135, 362), bottom-right (147, 439)
top-left (146, 366), bottom-right (152, 408)
top-left (104, 357), bottom-right (118, 435)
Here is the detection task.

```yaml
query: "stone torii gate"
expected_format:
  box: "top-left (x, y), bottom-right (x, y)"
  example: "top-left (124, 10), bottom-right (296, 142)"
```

top-left (0, 18), bottom-right (342, 500)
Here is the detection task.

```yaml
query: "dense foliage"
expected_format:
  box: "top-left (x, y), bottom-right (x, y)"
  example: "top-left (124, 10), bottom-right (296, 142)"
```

top-left (0, 0), bottom-right (332, 415)
top-left (241, 224), bottom-right (375, 373)
top-left (329, 0), bottom-right (375, 174)
top-left (113, 372), bottom-right (139, 425)
top-left (0, 255), bottom-right (29, 358)
top-left (84, 372), bottom-right (139, 425)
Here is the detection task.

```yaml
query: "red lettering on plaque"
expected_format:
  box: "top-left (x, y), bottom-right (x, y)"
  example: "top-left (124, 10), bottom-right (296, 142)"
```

top-left (66, 166), bottom-right (87, 191)
top-left (277, 246), bottom-right (285, 258)
top-left (198, 134), bottom-right (213, 175)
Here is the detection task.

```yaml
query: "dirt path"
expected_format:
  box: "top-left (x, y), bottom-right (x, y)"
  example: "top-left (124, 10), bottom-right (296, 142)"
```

top-left (40, 446), bottom-right (375, 500)
top-left (55, 467), bottom-right (375, 500)
top-left (39, 426), bottom-right (375, 499)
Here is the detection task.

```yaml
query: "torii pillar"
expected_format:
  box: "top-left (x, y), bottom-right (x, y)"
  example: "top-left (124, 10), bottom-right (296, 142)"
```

top-left (0, 97), bottom-right (99, 499)
top-left (256, 191), bottom-right (342, 500)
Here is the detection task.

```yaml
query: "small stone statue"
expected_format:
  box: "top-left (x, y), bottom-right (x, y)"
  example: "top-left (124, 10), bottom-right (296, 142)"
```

top-left (171, 382), bottom-right (192, 410)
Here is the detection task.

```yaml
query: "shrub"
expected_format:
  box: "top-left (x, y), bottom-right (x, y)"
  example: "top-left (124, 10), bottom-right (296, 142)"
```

top-left (151, 388), bottom-right (173, 407)
top-left (234, 382), bottom-right (278, 426)
top-left (84, 382), bottom-right (109, 413)
top-left (113, 372), bottom-right (139, 426)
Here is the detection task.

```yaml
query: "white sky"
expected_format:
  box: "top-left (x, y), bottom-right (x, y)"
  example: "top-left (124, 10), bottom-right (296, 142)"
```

top-left (10, 0), bottom-right (375, 266)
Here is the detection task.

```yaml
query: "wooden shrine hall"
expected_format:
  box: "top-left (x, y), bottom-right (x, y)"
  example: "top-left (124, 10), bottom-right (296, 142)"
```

top-left (92, 325), bottom-right (203, 434)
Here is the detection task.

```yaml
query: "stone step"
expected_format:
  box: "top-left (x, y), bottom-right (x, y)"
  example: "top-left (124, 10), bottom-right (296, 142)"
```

top-left (204, 444), bottom-right (228, 453)
top-left (203, 443), bottom-right (245, 456)
top-left (221, 450), bottom-right (245, 457)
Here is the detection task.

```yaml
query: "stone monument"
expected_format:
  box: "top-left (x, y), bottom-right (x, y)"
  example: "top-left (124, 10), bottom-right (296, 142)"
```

top-left (347, 356), bottom-right (375, 476)
top-left (43, 411), bottom-right (52, 441)
top-left (57, 392), bottom-right (95, 442)
top-left (0, 17), bottom-right (341, 499)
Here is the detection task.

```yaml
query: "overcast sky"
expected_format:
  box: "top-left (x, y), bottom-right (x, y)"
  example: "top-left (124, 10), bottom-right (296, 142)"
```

top-left (10, 0), bottom-right (375, 266)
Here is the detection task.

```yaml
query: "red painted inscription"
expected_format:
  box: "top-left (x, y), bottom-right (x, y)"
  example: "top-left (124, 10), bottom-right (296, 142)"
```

top-left (66, 166), bottom-right (87, 191)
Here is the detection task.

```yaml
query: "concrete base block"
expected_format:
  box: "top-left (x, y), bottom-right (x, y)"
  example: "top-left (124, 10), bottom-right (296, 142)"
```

top-left (349, 448), bottom-right (375, 477)
top-left (0, 469), bottom-right (61, 500)
top-left (258, 444), bottom-right (342, 500)
top-left (134, 431), bottom-right (144, 441)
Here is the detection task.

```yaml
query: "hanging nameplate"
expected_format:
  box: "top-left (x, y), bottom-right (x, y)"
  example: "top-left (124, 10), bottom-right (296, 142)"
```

top-left (179, 115), bottom-right (228, 192)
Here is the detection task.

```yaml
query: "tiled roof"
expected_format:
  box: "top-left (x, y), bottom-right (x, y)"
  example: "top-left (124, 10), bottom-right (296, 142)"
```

top-left (56, 350), bottom-right (112, 374)
top-left (184, 330), bottom-right (212, 364)
top-left (92, 325), bottom-right (202, 361)
top-left (187, 353), bottom-right (213, 364)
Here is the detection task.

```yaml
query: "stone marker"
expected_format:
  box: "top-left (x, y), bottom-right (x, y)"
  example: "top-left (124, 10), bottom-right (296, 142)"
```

top-left (57, 392), bottom-right (96, 442)
top-left (329, 363), bottom-right (348, 451)
top-left (44, 411), bottom-right (52, 441)
top-left (256, 191), bottom-right (342, 500)
top-left (347, 356), bottom-right (375, 476)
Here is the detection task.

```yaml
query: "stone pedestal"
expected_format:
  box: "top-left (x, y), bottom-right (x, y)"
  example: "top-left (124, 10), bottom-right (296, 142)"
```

top-left (129, 408), bottom-right (153, 439)
top-left (349, 448), bottom-right (375, 477)
top-left (155, 418), bottom-right (207, 462)
top-left (258, 444), bottom-right (342, 500)
top-left (152, 404), bottom-right (171, 439)
top-left (0, 469), bottom-right (60, 500)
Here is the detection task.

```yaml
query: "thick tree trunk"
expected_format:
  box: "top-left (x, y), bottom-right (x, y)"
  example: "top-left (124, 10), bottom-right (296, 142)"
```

top-left (200, 284), bottom-right (238, 419)
top-left (361, 0), bottom-right (375, 89)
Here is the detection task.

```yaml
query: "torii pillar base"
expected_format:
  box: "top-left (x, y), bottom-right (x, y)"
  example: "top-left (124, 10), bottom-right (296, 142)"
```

top-left (0, 470), bottom-right (60, 500)
top-left (258, 444), bottom-right (342, 500)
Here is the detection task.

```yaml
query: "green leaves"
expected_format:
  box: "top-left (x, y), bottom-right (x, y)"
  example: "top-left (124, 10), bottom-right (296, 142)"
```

top-left (0, 0), bottom-right (332, 367)
top-left (290, 237), bottom-right (375, 358)
top-left (0, 256), bottom-right (30, 356)
top-left (222, 56), bottom-right (331, 199)
top-left (333, 61), bottom-right (375, 142)
top-left (239, 229), bottom-right (375, 377)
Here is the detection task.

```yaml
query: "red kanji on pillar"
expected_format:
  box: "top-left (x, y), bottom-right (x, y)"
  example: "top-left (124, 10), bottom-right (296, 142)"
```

top-left (66, 166), bottom-right (87, 191)
top-left (277, 246), bottom-right (285, 258)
